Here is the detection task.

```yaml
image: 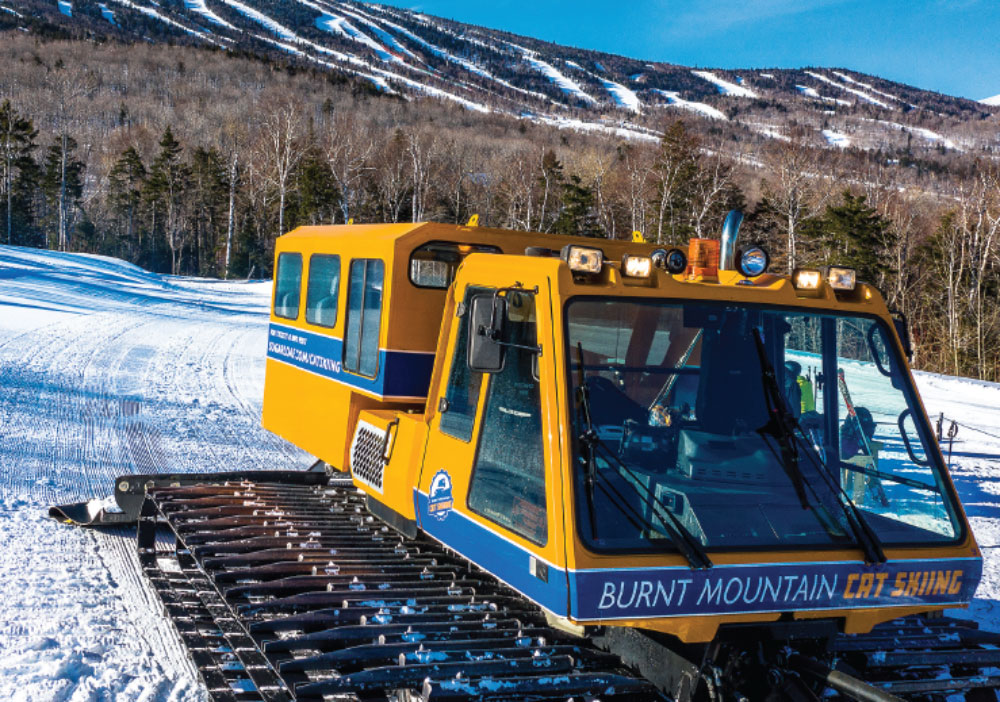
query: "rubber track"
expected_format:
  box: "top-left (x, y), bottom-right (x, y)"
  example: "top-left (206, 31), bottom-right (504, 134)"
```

top-left (137, 476), bottom-right (668, 702)
top-left (824, 616), bottom-right (1000, 698)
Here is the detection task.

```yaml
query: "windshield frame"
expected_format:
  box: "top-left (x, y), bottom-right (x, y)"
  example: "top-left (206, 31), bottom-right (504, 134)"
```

top-left (561, 294), bottom-right (967, 556)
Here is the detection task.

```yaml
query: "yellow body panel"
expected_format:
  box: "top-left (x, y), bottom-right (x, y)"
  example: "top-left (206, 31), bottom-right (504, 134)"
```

top-left (418, 260), bottom-right (571, 586)
top-left (263, 222), bottom-right (657, 470)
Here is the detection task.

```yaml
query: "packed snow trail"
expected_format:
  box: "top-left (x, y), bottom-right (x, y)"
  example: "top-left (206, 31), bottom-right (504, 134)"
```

top-left (2, 244), bottom-right (1000, 697)
top-left (0, 244), bottom-right (307, 701)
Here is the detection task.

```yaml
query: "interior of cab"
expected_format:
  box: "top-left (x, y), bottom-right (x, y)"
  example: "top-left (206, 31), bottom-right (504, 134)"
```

top-left (566, 298), bottom-right (961, 552)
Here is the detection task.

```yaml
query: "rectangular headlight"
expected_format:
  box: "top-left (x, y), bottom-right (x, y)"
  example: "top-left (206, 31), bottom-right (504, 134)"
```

top-left (621, 254), bottom-right (652, 278)
top-left (561, 245), bottom-right (604, 274)
top-left (827, 266), bottom-right (857, 291)
top-left (792, 269), bottom-right (822, 290)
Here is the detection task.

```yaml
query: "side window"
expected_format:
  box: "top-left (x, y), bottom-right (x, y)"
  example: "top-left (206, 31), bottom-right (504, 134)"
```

top-left (410, 242), bottom-right (502, 289)
top-left (467, 293), bottom-right (547, 544)
top-left (439, 286), bottom-right (488, 441)
top-left (344, 259), bottom-right (384, 377)
top-left (305, 254), bottom-right (341, 328)
top-left (273, 253), bottom-right (302, 320)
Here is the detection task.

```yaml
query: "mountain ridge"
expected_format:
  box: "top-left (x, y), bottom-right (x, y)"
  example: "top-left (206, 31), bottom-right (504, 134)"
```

top-left (2, 0), bottom-right (998, 153)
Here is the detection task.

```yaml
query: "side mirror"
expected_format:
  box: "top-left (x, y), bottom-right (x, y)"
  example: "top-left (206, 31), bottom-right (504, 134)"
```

top-left (892, 313), bottom-right (913, 363)
top-left (468, 294), bottom-right (506, 373)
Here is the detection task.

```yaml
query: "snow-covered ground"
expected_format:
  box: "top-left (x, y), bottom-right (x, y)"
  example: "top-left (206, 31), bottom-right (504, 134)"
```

top-left (822, 128), bottom-right (851, 147)
top-left (804, 70), bottom-right (890, 109)
top-left (651, 89), bottom-right (727, 121)
top-left (692, 70), bottom-right (758, 98)
top-left (1, 244), bottom-right (999, 698)
top-left (0, 245), bottom-right (307, 701)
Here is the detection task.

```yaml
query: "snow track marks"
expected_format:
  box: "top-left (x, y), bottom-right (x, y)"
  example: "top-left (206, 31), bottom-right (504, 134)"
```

top-left (0, 246), bottom-right (307, 700)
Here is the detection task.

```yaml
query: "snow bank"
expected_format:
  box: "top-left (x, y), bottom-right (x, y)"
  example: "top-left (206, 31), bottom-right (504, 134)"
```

top-left (980, 94), bottom-right (1000, 106)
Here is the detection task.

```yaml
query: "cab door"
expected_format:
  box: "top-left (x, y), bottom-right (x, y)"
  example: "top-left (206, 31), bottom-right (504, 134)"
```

top-left (416, 273), bottom-right (570, 618)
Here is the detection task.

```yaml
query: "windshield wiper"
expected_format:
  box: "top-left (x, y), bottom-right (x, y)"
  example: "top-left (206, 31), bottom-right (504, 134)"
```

top-left (592, 441), bottom-right (713, 569)
top-left (838, 461), bottom-right (937, 493)
top-left (751, 328), bottom-right (886, 565)
top-left (752, 329), bottom-right (809, 509)
top-left (575, 343), bottom-right (712, 570)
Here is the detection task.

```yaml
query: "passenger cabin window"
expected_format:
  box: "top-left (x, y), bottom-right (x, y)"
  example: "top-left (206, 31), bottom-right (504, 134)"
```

top-left (468, 292), bottom-right (547, 544)
top-left (305, 255), bottom-right (341, 328)
top-left (344, 259), bottom-right (384, 377)
top-left (409, 242), bottom-right (502, 289)
top-left (439, 286), bottom-right (488, 442)
top-left (273, 253), bottom-right (302, 320)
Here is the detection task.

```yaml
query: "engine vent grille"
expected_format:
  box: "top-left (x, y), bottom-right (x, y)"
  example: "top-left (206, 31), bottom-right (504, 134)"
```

top-left (350, 420), bottom-right (386, 493)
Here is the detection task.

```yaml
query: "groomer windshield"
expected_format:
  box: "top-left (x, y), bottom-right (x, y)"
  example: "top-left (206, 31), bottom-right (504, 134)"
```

top-left (566, 299), bottom-right (963, 553)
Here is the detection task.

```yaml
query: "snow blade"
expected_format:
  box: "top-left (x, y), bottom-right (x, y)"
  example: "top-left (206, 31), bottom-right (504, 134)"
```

top-left (48, 470), bottom-right (329, 526)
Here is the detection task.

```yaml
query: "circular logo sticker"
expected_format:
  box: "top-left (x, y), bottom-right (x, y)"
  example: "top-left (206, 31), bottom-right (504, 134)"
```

top-left (427, 469), bottom-right (454, 521)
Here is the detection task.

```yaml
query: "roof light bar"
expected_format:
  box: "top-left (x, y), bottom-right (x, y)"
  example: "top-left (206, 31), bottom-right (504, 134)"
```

top-left (561, 245), bottom-right (604, 275)
top-left (737, 246), bottom-right (770, 278)
top-left (687, 238), bottom-right (719, 279)
top-left (621, 254), bottom-right (653, 278)
top-left (827, 266), bottom-right (857, 291)
top-left (651, 248), bottom-right (687, 274)
top-left (792, 269), bottom-right (822, 291)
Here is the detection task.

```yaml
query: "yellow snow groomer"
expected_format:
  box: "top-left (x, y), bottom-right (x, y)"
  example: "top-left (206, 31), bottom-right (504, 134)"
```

top-left (262, 217), bottom-right (980, 645)
top-left (67, 214), bottom-right (994, 701)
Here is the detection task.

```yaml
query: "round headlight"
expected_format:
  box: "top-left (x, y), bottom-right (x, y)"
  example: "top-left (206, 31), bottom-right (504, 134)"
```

top-left (737, 246), bottom-right (769, 278)
top-left (651, 248), bottom-right (667, 269)
top-left (664, 248), bottom-right (687, 274)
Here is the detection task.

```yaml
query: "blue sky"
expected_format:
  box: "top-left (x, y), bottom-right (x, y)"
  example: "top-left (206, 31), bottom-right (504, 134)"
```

top-left (376, 0), bottom-right (999, 100)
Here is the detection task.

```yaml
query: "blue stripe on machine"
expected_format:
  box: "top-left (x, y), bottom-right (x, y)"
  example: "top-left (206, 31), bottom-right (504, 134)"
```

top-left (266, 322), bottom-right (434, 398)
top-left (411, 484), bottom-right (983, 623)
top-left (414, 490), bottom-right (570, 616)
top-left (570, 556), bottom-right (981, 620)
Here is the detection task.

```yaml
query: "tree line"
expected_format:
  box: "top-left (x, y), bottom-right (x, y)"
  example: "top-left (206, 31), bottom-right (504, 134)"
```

top-left (1, 95), bottom-right (999, 381)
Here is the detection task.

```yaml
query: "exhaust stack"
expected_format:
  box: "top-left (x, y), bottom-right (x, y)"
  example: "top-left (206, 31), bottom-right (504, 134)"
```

top-left (719, 210), bottom-right (743, 271)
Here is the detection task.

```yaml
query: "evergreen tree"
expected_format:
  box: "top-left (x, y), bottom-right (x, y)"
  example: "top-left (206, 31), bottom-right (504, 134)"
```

top-left (293, 143), bottom-right (339, 226)
top-left (41, 134), bottom-right (85, 251)
top-left (806, 191), bottom-right (896, 284)
top-left (0, 100), bottom-right (38, 245)
top-left (144, 126), bottom-right (190, 274)
top-left (107, 146), bottom-right (147, 259)
top-left (10, 155), bottom-right (41, 248)
top-left (553, 174), bottom-right (599, 236)
top-left (188, 146), bottom-right (228, 275)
